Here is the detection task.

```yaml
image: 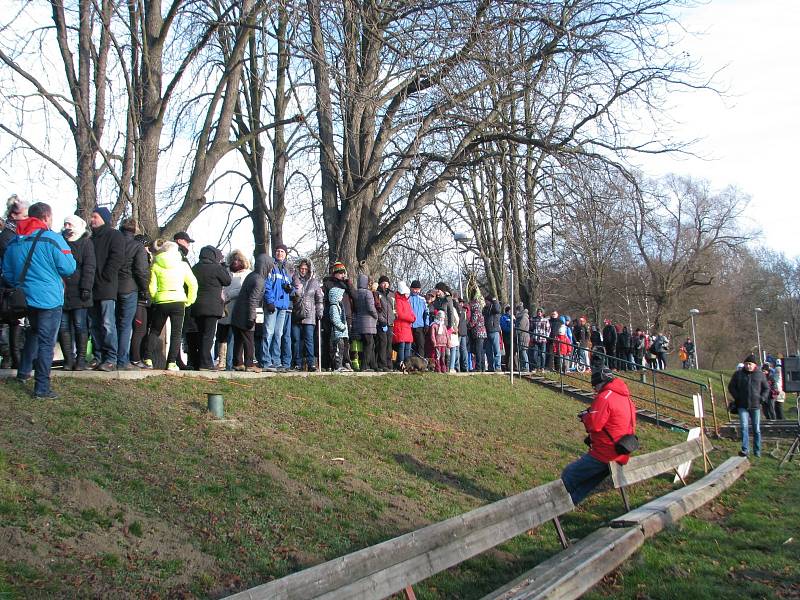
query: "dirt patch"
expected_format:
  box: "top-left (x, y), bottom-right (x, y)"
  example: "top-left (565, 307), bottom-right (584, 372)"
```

top-left (250, 457), bottom-right (333, 512)
top-left (53, 477), bottom-right (118, 513)
top-left (692, 500), bottom-right (733, 524)
top-left (0, 526), bottom-right (55, 571)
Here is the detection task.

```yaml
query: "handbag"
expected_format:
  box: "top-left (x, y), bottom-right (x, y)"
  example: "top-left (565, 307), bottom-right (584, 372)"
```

top-left (604, 398), bottom-right (640, 455)
top-left (0, 229), bottom-right (45, 320)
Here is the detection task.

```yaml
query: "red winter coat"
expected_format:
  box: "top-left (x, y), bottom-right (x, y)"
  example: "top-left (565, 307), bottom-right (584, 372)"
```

top-left (582, 377), bottom-right (636, 465)
top-left (555, 334), bottom-right (571, 356)
top-left (393, 292), bottom-right (415, 343)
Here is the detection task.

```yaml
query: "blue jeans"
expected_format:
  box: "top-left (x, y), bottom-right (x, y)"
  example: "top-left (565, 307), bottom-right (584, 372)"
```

top-left (263, 309), bottom-right (291, 368)
top-left (459, 335), bottom-right (470, 371)
top-left (292, 322), bottom-right (316, 368)
top-left (485, 331), bottom-right (501, 371)
top-left (396, 341), bottom-right (412, 364)
top-left (60, 307), bottom-right (88, 334)
top-left (738, 407), bottom-right (761, 456)
top-left (532, 341), bottom-right (546, 369)
top-left (561, 453), bottom-right (610, 505)
top-left (281, 312), bottom-right (292, 367)
top-left (518, 344), bottom-right (529, 372)
top-left (115, 292), bottom-right (138, 367)
top-left (448, 345), bottom-right (459, 371)
top-left (89, 299), bottom-right (118, 364)
top-left (19, 307), bottom-right (62, 396)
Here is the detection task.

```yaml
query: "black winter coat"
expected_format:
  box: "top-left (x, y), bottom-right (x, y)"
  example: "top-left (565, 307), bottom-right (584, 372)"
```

top-left (192, 246), bottom-right (232, 318)
top-left (728, 368), bottom-right (770, 410)
top-left (63, 233), bottom-right (97, 310)
top-left (118, 230), bottom-right (150, 296)
top-left (573, 323), bottom-right (589, 347)
top-left (90, 224), bottom-right (125, 300)
top-left (602, 324), bottom-right (617, 349)
top-left (231, 254), bottom-right (273, 330)
top-left (484, 300), bottom-right (502, 333)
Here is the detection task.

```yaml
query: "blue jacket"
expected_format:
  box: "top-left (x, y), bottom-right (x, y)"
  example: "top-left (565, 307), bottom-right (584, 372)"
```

top-left (264, 259), bottom-right (293, 310)
top-left (500, 313), bottom-right (512, 334)
top-left (409, 293), bottom-right (428, 328)
top-left (2, 218), bottom-right (76, 309)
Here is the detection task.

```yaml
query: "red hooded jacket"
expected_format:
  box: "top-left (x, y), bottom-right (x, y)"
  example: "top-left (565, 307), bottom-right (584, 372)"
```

top-left (393, 292), bottom-right (415, 344)
top-left (581, 377), bottom-right (637, 464)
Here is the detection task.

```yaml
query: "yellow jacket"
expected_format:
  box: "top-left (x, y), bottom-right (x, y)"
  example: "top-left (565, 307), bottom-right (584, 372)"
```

top-left (149, 245), bottom-right (198, 306)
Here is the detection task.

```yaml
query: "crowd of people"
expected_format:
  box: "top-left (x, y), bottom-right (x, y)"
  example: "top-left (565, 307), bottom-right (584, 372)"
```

top-left (0, 195), bottom-right (774, 403)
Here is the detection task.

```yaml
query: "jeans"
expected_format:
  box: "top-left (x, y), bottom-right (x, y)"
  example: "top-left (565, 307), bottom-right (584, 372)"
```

top-left (292, 322), bottom-right (316, 368)
top-left (263, 308), bottom-right (291, 368)
top-left (485, 331), bottom-right (501, 371)
top-left (448, 345), bottom-right (459, 371)
top-left (396, 341), bottom-right (412, 364)
top-left (459, 335), bottom-right (469, 371)
top-left (60, 307), bottom-right (89, 335)
top-left (518, 344), bottom-right (529, 372)
top-left (561, 453), bottom-right (610, 505)
top-left (738, 407), bottom-right (761, 456)
top-left (90, 299), bottom-right (118, 364)
top-left (19, 307), bottom-right (62, 396)
top-left (115, 292), bottom-right (138, 367)
top-left (532, 341), bottom-right (546, 369)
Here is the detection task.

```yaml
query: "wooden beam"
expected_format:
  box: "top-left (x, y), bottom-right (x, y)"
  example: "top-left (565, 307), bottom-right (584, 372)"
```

top-left (609, 439), bottom-right (705, 489)
top-left (227, 480), bottom-right (574, 600)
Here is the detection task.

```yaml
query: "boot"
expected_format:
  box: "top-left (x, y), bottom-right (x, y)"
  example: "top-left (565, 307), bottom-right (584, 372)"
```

top-left (217, 342), bottom-right (228, 370)
top-left (58, 329), bottom-right (75, 371)
top-left (74, 331), bottom-right (89, 371)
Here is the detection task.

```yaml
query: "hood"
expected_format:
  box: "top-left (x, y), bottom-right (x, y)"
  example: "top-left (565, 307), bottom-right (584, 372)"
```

top-left (16, 217), bottom-right (49, 236)
top-left (253, 253), bottom-right (274, 278)
top-left (357, 273), bottom-right (369, 289)
top-left (600, 376), bottom-right (630, 397)
top-left (296, 258), bottom-right (314, 278)
top-left (153, 242), bottom-right (183, 268)
top-left (328, 286), bottom-right (345, 304)
top-left (226, 249), bottom-right (251, 272)
top-left (396, 281), bottom-right (410, 297)
top-left (199, 245), bottom-right (222, 263)
top-left (63, 215), bottom-right (87, 241)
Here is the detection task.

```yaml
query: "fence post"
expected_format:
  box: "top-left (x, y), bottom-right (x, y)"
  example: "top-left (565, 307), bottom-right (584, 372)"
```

top-left (651, 370), bottom-right (660, 426)
top-left (706, 379), bottom-right (719, 437)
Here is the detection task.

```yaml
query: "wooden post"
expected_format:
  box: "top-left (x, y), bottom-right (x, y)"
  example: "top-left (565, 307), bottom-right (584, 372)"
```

top-left (552, 516), bottom-right (569, 549)
top-left (404, 585), bottom-right (418, 600)
top-left (719, 373), bottom-right (730, 412)
top-left (707, 378), bottom-right (720, 437)
top-left (619, 487), bottom-right (631, 512)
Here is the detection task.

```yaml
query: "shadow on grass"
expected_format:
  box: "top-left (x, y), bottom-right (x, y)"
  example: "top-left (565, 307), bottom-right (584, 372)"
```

top-left (393, 453), bottom-right (503, 502)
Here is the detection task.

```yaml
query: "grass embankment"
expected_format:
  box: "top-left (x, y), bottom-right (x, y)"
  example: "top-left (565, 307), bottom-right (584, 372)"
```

top-left (0, 374), bottom-right (795, 599)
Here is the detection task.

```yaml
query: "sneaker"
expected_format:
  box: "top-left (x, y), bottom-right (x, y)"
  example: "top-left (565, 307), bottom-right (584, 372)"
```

top-left (118, 363), bottom-right (139, 371)
top-left (96, 361), bottom-right (116, 372)
top-left (265, 366), bottom-right (278, 373)
top-left (448, 368), bottom-right (457, 374)
top-left (33, 390), bottom-right (59, 400)
top-left (15, 374), bottom-right (31, 383)
top-left (291, 365), bottom-right (302, 371)
top-left (738, 450), bottom-right (748, 457)
top-left (166, 363), bottom-right (180, 372)
top-left (233, 365), bottom-right (246, 371)
top-left (343, 365), bottom-right (354, 372)
top-left (246, 366), bottom-right (262, 373)
top-left (143, 359), bottom-right (154, 369)
top-left (276, 366), bottom-right (288, 373)
top-left (335, 366), bottom-right (348, 372)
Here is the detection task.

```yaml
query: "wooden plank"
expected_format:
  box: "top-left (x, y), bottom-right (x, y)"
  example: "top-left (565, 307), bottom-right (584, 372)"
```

top-left (226, 480), bottom-right (573, 600)
top-left (610, 456), bottom-right (750, 538)
top-left (479, 526), bottom-right (645, 600)
top-left (609, 439), bottom-right (704, 488)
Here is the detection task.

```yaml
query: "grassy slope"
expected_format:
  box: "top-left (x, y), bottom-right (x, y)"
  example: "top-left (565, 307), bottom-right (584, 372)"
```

top-left (0, 374), bottom-right (793, 599)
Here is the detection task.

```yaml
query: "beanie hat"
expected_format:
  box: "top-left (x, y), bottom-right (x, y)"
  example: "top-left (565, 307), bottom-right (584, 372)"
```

top-left (274, 243), bottom-right (288, 253)
top-left (378, 275), bottom-right (390, 285)
top-left (410, 280), bottom-right (422, 289)
top-left (590, 354), bottom-right (614, 387)
top-left (331, 261), bottom-right (347, 275)
top-left (743, 354), bottom-right (757, 364)
top-left (435, 281), bottom-right (450, 294)
top-left (92, 206), bottom-right (112, 226)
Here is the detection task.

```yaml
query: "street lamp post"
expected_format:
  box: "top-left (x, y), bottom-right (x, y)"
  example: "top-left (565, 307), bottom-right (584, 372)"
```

top-left (783, 321), bottom-right (790, 357)
top-left (754, 307), bottom-right (763, 363)
top-left (689, 308), bottom-right (700, 369)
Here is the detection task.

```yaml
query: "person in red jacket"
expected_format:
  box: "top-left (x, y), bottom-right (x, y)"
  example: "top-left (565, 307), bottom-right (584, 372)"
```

top-left (392, 281), bottom-right (415, 368)
top-left (561, 358), bottom-right (637, 504)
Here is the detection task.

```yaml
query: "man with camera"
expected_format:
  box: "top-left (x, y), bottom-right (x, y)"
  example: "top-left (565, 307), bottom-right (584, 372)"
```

top-left (561, 357), bottom-right (638, 504)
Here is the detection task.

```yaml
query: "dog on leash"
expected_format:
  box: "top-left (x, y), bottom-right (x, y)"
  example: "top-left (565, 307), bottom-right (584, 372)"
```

top-left (402, 355), bottom-right (432, 373)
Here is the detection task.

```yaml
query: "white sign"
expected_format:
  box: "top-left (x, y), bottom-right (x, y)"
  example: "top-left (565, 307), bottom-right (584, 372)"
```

top-left (675, 427), bottom-right (702, 483)
top-left (692, 393), bottom-right (704, 419)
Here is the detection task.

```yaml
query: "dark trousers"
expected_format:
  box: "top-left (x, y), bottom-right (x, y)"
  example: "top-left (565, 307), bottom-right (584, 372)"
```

top-left (330, 336), bottom-right (345, 369)
top-left (149, 302), bottom-right (185, 364)
top-left (194, 316), bottom-right (219, 369)
top-left (233, 326), bottom-right (255, 367)
top-left (412, 327), bottom-right (426, 357)
top-left (360, 333), bottom-right (377, 370)
top-left (376, 325), bottom-right (393, 368)
top-left (472, 336), bottom-right (485, 371)
top-left (129, 304), bottom-right (148, 363)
